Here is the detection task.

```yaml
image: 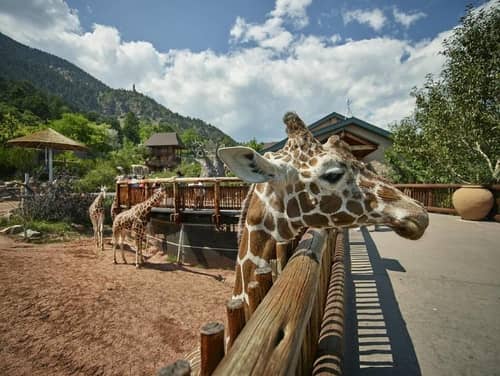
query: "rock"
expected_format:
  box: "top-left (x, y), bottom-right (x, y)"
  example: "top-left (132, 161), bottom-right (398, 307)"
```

top-left (18, 229), bottom-right (42, 239)
top-left (0, 224), bottom-right (23, 235)
top-left (71, 223), bottom-right (85, 231)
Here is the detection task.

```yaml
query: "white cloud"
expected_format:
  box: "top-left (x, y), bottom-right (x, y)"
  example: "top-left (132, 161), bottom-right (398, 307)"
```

top-left (392, 7), bottom-right (426, 28)
top-left (270, 0), bottom-right (313, 28)
top-left (342, 8), bottom-right (387, 32)
top-left (0, 0), bottom-right (453, 142)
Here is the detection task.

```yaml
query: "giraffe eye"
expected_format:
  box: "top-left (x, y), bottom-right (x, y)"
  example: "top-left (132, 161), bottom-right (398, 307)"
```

top-left (321, 170), bottom-right (344, 184)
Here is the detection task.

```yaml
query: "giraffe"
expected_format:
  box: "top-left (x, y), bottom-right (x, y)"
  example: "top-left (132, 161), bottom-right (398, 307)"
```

top-left (110, 190), bottom-right (120, 222)
top-left (112, 187), bottom-right (166, 268)
top-left (89, 186), bottom-right (106, 254)
top-left (218, 111), bottom-right (429, 316)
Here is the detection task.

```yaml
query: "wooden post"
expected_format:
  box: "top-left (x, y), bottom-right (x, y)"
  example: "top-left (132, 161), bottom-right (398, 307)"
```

top-left (247, 281), bottom-right (263, 316)
top-left (213, 181), bottom-right (221, 227)
top-left (255, 266), bottom-right (273, 296)
top-left (116, 182), bottom-right (121, 210)
top-left (276, 243), bottom-right (288, 274)
top-left (158, 359), bottom-right (191, 376)
top-left (173, 182), bottom-right (180, 223)
top-left (200, 322), bottom-right (225, 376)
top-left (226, 299), bottom-right (246, 350)
top-left (127, 183), bottom-right (132, 208)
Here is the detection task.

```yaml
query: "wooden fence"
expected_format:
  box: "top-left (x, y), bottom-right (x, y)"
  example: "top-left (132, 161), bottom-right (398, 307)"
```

top-left (159, 228), bottom-right (346, 376)
top-left (117, 180), bottom-right (500, 223)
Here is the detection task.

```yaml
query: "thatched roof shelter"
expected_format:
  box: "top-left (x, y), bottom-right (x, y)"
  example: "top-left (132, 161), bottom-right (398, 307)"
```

top-left (7, 128), bottom-right (88, 182)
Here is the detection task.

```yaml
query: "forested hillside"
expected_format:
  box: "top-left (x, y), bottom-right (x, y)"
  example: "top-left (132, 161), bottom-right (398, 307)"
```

top-left (0, 32), bottom-right (234, 143)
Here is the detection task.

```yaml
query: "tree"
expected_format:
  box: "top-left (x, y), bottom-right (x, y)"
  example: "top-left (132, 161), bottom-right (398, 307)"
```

top-left (243, 138), bottom-right (264, 152)
top-left (123, 112), bottom-right (140, 144)
top-left (386, 5), bottom-right (500, 184)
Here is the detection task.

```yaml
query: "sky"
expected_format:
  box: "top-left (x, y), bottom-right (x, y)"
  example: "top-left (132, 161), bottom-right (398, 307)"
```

top-left (0, 0), bottom-right (493, 142)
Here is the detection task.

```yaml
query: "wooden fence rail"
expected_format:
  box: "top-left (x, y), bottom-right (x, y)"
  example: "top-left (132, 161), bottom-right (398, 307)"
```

top-left (117, 179), bottom-right (500, 223)
top-left (159, 228), bottom-right (346, 376)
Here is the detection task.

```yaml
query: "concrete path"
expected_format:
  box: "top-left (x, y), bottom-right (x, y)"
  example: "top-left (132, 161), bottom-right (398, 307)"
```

top-left (344, 214), bottom-right (500, 376)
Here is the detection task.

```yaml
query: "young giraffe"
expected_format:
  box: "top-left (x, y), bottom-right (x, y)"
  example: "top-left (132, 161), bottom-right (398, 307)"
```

top-left (89, 186), bottom-right (106, 254)
top-left (112, 187), bottom-right (166, 268)
top-left (218, 112), bottom-right (429, 316)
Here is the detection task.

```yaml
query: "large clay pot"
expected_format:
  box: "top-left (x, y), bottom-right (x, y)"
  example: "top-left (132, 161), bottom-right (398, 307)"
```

top-left (452, 186), bottom-right (494, 220)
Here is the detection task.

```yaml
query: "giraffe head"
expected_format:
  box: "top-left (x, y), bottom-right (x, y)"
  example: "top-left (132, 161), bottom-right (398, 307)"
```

top-left (218, 112), bottom-right (428, 240)
top-left (99, 186), bottom-right (107, 199)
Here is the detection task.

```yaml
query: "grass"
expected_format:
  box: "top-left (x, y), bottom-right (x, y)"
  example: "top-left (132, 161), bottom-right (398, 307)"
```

top-left (0, 215), bottom-right (82, 242)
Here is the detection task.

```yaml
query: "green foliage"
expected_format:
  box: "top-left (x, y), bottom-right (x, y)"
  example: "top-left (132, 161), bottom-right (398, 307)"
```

top-left (386, 5), bottom-right (500, 184)
top-left (123, 112), bottom-right (140, 143)
top-left (243, 138), bottom-right (264, 152)
top-left (50, 113), bottom-right (112, 154)
top-left (75, 160), bottom-right (118, 192)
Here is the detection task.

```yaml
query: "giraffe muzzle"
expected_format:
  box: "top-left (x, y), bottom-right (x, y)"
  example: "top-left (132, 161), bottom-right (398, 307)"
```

top-left (391, 212), bottom-right (429, 240)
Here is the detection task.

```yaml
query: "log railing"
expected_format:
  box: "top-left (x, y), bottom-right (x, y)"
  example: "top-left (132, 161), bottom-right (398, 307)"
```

top-left (159, 228), bottom-right (346, 376)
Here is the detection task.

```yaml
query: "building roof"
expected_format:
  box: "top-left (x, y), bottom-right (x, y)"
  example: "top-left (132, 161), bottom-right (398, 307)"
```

top-left (262, 115), bottom-right (391, 153)
top-left (144, 132), bottom-right (184, 147)
top-left (7, 128), bottom-right (88, 151)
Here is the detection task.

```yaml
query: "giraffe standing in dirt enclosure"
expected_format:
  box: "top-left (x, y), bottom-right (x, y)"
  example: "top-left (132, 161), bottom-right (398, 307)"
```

top-left (89, 186), bottom-right (106, 254)
top-left (112, 187), bottom-right (166, 268)
top-left (218, 111), bottom-right (429, 318)
top-left (110, 190), bottom-right (120, 221)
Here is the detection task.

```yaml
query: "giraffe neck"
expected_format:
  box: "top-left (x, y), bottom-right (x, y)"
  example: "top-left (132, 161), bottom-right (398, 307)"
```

top-left (232, 183), bottom-right (299, 306)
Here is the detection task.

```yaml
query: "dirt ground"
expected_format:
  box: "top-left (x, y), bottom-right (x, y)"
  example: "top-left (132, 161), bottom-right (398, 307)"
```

top-left (0, 234), bottom-right (235, 376)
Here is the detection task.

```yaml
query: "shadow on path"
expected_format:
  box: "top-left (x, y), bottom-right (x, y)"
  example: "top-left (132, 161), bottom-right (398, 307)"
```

top-left (344, 227), bottom-right (421, 375)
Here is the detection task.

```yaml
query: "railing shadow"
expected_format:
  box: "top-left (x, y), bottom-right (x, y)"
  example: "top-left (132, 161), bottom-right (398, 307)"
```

top-left (344, 227), bottom-right (421, 375)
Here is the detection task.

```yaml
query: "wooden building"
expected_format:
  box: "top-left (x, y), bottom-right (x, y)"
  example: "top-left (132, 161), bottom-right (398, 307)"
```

top-left (262, 112), bottom-right (392, 164)
top-left (144, 132), bottom-right (184, 171)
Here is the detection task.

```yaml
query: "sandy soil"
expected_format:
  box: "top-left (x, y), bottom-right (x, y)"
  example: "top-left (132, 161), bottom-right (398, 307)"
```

top-left (0, 234), bottom-right (235, 376)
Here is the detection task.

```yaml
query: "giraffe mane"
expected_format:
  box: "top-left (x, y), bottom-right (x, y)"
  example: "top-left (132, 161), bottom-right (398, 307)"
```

top-left (237, 184), bottom-right (256, 247)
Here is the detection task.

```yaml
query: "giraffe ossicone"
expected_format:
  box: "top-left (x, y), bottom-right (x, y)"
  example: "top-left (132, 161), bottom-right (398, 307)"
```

top-left (218, 111), bottom-right (429, 313)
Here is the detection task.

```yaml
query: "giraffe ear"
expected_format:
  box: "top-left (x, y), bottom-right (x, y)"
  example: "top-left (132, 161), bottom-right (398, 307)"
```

top-left (218, 147), bottom-right (284, 183)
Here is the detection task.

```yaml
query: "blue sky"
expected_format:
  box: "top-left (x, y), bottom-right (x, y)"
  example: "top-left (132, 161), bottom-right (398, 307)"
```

top-left (0, 0), bottom-right (493, 142)
top-left (69, 0), bottom-right (480, 53)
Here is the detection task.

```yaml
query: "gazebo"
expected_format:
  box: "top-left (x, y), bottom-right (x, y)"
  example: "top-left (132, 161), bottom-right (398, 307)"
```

top-left (7, 128), bottom-right (88, 182)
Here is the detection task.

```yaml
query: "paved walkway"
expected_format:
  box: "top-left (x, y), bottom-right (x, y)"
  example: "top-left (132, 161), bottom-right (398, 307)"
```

top-left (344, 214), bottom-right (500, 376)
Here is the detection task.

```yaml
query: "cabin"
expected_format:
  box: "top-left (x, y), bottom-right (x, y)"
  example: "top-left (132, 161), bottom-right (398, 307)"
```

top-left (262, 111), bottom-right (392, 164)
top-left (144, 132), bottom-right (184, 171)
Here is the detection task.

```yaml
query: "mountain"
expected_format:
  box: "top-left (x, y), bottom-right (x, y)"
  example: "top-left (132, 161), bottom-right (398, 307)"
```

top-left (0, 32), bottom-right (234, 143)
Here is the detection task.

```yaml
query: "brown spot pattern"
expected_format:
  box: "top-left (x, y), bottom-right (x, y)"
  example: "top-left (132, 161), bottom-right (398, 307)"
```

top-left (277, 218), bottom-right (294, 239)
top-left (320, 195), bottom-right (342, 213)
top-left (300, 171), bottom-right (312, 179)
top-left (269, 194), bottom-right (285, 212)
top-left (298, 192), bottom-right (316, 213)
top-left (310, 158), bottom-right (318, 166)
top-left (246, 197), bottom-right (266, 225)
top-left (295, 182), bottom-right (305, 192)
top-left (333, 211), bottom-right (355, 225)
top-left (309, 182), bottom-right (320, 195)
top-left (286, 197), bottom-right (301, 218)
top-left (303, 213), bottom-right (329, 226)
top-left (346, 200), bottom-right (364, 215)
top-left (264, 213), bottom-right (275, 231)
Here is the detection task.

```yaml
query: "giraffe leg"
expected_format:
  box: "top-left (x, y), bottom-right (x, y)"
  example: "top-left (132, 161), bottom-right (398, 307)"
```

top-left (91, 218), bottom-right (99, 255)
top-left (99, 216), bottom-right (104, 252)
top-left (135, 230), bottom-right (141, 268)
top-left (121, 229), bottom-right (127, 264)
top-left (112, 228), bottom-right (118, 264)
